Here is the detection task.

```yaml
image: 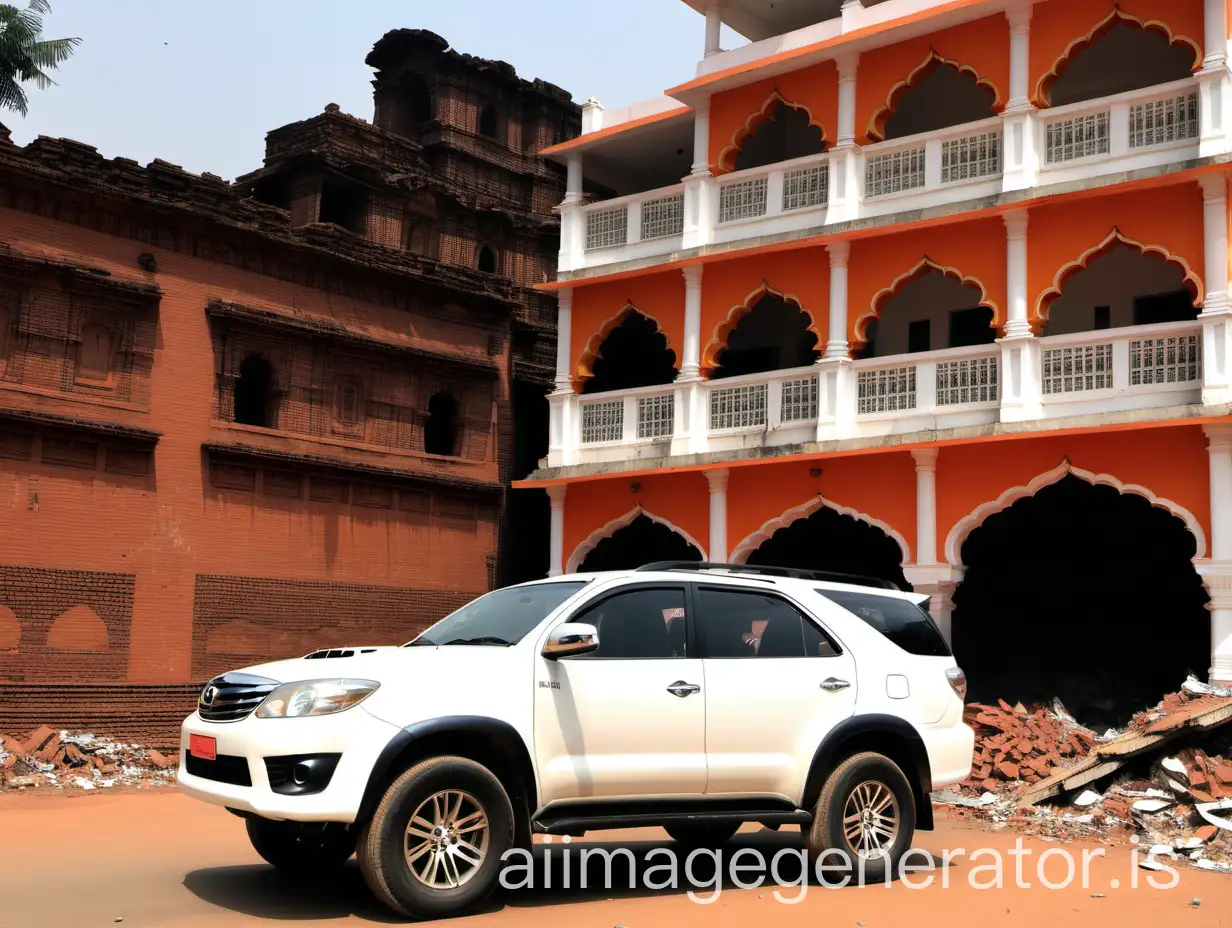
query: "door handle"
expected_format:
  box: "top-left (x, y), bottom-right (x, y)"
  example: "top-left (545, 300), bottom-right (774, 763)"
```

top-left (667, 680), bottom-right (701, 698)
top-left (821, 677), bottom-right (850, 692)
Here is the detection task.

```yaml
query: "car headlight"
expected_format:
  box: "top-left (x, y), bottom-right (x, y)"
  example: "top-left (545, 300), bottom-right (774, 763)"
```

top-left (255, 679), bottom-right (380, 719)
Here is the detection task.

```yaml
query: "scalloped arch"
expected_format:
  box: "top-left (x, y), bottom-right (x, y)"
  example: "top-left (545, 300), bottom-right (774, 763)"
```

top-left (867, 51), bottom-right (1000, 143)
top-left (944, 460), bottom-right (1207, 566)
top-left (575, 302), bottom-right (677, 387)
top-left (701, 282), bottom-right (820, 373)
top-left (566, 506), bottom-right (707, 573)
top-left (716, 91), bottom-right (826, 174)
top-left (1035, 8), bottom-right (1202, 107)
top-left (853, 258), bottom-right (998, 350)
top-left (729, 496), bottom-right (912, 565)
top-left (1034, 227), bottom-right (1203, 330)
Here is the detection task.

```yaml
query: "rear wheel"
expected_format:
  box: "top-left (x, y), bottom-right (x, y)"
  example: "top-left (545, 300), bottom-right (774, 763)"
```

top-left (665, 821), bottom-right (741, 847)
top-left (806, 751), bottom-right (915, 884)
top-left (245, 818), bottom-right (356, 873)
top-left (357, 755), bottom-right (514, 920)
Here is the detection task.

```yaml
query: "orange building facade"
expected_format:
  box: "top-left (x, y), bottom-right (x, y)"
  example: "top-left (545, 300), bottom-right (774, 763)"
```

top-left (523, 0), bottom-right (1232, 719)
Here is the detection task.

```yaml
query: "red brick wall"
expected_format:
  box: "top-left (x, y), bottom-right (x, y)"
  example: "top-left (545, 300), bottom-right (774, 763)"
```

top-left (0, 205), bottom-right (498, 685)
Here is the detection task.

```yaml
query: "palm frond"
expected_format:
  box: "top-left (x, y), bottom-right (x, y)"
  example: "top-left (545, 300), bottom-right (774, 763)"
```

top-left (0, 0), bottom-right (77, 114)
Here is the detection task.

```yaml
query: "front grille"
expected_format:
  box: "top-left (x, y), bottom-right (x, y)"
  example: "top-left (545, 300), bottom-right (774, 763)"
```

top-left (198, 672), bottom-right (279, 722)
top-left (184, 752), bottom-right (253, 786)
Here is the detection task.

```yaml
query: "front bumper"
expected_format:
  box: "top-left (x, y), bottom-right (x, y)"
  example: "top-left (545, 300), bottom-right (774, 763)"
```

top-left (176, 705), bottom-right (401, 823)
top-left (925, 721), bottom-right (976, 790)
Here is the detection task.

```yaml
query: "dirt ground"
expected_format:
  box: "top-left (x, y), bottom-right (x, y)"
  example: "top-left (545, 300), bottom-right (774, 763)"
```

top-left (2, 788), bottom-right (1231, 927)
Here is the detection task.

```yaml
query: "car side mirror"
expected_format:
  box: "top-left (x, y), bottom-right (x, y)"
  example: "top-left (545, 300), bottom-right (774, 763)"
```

top-left (542, 623), bottom-right (599, 659)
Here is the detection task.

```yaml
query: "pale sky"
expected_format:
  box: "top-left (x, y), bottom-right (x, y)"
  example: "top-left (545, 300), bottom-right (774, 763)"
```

top-left (5, 0), bottom-right (740, 181)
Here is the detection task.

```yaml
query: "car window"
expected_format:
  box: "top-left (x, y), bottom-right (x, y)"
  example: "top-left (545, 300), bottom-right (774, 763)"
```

top-left (696, 587), bottom-right (842, 659)
top-left (406, 581), bottom-right (588, 646)
top-left (570, 587), bottom-right (687, 659)
top-left (816, 588), bottom-right (951, 657)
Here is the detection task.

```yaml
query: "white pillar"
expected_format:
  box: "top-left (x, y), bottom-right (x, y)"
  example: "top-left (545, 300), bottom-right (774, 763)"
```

top-left (683, 100), bottom-right (716, 249)
top-left (679, 265), bottom-right (704, 379)
top-left (581, 97), bottom-right (604, 134)
top-left (558, 154), bottom-right (585, 272)
top-left (840, 0), bottom-right (863, 30)
top-left (902, 566), bottom-right (965, 645)
top-left (912, 448), bottom-right (938, 565)
top-left (704, 3), bottom-right (723, 57)
top-left (554, 287), bottom-right (574, 391)
top-left (1198, 424), bottom-right (1232, 682)
top-left (999, 210), bottom-right (1041, 422)
top-left (1000, 3), bottom-right (1039, 191)
top-left (547, 485), bottom-right (567, 577)
top-left (823, 242), bottom-right (851, 359)
top-left (1200, 175), bottom-right (1232, 405)
top-left (706, 468), bottom-right (730, 562)
top-left (1199, 0), bottom-right (1231, 156)
top-left (827, 54), bottom-right (861, 224)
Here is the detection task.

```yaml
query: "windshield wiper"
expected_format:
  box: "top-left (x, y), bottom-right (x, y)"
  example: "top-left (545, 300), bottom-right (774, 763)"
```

top-left (404, 638), bottom-right (436, 647)
top-left (442, 636), bottom-right (512, 646)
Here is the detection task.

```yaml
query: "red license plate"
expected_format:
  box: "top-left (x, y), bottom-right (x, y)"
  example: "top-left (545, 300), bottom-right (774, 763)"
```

top-left (189, 734), bottom-right (216, 761)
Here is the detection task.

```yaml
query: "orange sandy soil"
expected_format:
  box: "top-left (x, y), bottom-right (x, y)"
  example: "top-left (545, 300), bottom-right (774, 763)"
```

top-left (2, 788), bottom-right (1230, 926)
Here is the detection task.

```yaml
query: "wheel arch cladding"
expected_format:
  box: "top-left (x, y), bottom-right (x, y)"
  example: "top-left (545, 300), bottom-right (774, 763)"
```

top-left (803, 715), bottom-right (934, 831)
top-left (357, 716), bottom-right (538, 837)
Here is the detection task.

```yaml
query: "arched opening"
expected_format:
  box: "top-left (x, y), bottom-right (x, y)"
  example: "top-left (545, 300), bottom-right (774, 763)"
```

top-left (234, 354), bottom-right (276, 428)
top-left (711, 292), bottom-right (819, 379)
top-left (577, 513), bottom-right (703, 572)
top-left (745, 505), bottom-right (909, 590)
top-left (880, 61), bottom-right (997, 140)
top-left (952, 474), bottom-right (1209, 728)
top-left (405, 74), bottom-right (433, 125)
top-left (334, 379), bottom-right (364, 428)
top-left (424, 392), bottom-right (460, 456)
top-left (583, 310), bottom-right (678, 394)
top-left (45, 605), bottom-right (109, 651)
top-left (477, 244), bottom-right (498, 274)
top-left (859, 266), bottom-right (995, 358)
top-left (76, 323), bottom-right (116, 386)
top-left (0, 605), bottom-right (19, 652)
top-left (1042, 241), bottom-right (1198, 335)
top-left (1046, 20), bottom-right (1197, 107)
top-left (732, 102), bottom-right (825, 172)
top-left (478, 105), bottom-right (499, 140)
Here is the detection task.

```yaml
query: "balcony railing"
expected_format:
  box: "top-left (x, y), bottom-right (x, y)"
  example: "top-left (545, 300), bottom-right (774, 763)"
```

top-left (555, 323), bottom-right (1206, 466)
top-left (580, 184), bottom-right (686, 254)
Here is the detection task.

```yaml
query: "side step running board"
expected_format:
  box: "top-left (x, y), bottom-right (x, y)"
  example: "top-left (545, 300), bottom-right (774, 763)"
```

top-left (532, 808), bottom-right (813, 836)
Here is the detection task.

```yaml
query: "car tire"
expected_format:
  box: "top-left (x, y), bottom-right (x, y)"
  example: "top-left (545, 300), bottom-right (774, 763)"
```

top-left (245, 818), bottom-right (356, 873)
top-left (806, 751), bottom-right (916, 884)
top-left (664, 822), bottom-right (741, 847)
top-left (357, 755), bottom-right (515, 920)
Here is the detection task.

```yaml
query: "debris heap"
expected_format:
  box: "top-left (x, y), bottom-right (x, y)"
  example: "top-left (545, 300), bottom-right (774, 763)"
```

top-left (962, 699), bottom-right (1097, 791)
top-left (0, 725), bottom-right (177, 792)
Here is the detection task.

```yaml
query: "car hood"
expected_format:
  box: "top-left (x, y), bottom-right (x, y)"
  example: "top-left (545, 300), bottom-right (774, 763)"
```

top-left (230, 643), bottom-right (517, 685)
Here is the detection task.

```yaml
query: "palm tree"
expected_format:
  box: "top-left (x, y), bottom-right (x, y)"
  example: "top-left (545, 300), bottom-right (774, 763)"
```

top-left (0, 0), bottom-right (78, 116)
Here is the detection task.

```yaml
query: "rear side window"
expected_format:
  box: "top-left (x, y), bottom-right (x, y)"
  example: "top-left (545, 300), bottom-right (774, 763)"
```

top-left (696, 587), bottom-right (842, 658)
top-left (816, 589), bottom-right (951, 657)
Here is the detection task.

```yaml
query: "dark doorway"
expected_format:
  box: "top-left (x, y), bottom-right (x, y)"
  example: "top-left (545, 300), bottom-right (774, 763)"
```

top-left (733, 103), bottom-right (825, 171)
top-left (1049, 22), bottom-right (1195, 106)
top-left (746, 505), bottom-right (909, 590)
top-left (234, 354), bottom-right (275, 428)
top-left (712, 294), bottom-right (819, 379)
top-left (504, 380), bottom-right (551, 584)
top-left (424, 392), bottom-right (460, 456)
top-left (952, 474), bottom-right (1209, 729)
top-left (578, 514), bottom-right (702, 572)
top-left (478, 105), bottom-right (499, 140)
top-left (949, 306), bottom-right (997, 348)
top-left (584, 311), bottom-right (677, 394)
top-left (477, 244), bottom-right (498, 274)
top-left (883, 63), bottom-right (997, 140)
top-left (907, 319), bottom-right (931, 354)
top-left (1134, 290), bottom-right (1196, 326)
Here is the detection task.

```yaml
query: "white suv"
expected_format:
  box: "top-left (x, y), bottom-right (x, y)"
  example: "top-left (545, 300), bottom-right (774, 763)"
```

top-left (178, 562), bottom-right (973, 919)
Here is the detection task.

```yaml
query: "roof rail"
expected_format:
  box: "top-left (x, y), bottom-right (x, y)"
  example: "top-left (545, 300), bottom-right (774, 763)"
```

top-left (634, 561), bottom-right (901, 591)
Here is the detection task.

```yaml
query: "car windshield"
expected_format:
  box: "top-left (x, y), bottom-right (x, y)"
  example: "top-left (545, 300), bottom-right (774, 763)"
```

top-left (405, 581), bottom-right (589, 647)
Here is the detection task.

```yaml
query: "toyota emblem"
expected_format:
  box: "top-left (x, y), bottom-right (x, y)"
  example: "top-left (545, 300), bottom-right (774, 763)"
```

top-left (201, 685), bottom-right (219, 707)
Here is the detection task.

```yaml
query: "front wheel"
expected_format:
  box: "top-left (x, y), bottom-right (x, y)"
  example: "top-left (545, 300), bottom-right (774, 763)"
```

top-left (245, 818), bottom-right (356, 873)
top-left (806, 751), bottom-right (916, 884)
top-left (357, 755), bottom-right (514, 920)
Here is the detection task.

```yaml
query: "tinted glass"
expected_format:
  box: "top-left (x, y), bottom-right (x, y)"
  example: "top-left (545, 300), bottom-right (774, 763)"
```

top-left (817, 589), bottom-right (951, 657)
top-left (407, 581), bottom-right (588, 647)
top-left (697, 588), bottom-right (841, 659)
top-left (573, 588), bottom-right (687, 659)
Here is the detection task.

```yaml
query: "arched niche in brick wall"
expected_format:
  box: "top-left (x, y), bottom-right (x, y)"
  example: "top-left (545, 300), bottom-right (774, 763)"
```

top-left (45, 605), bottom-right (109, 651)
top-left (0, 605), bottom-right (18, 652)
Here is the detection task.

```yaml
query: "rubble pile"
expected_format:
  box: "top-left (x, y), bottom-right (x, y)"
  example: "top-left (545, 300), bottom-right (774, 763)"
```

top-left (961, 699), bottom-right (1097, 791)
top-left (0, 725), bottom-right (177, 792)
top-left (939, 678), bottom-right (1232, 872)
